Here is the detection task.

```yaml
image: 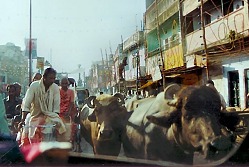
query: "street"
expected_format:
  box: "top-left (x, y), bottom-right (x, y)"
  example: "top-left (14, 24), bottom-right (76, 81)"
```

top-left (70, 136), bottom-right (248, 166)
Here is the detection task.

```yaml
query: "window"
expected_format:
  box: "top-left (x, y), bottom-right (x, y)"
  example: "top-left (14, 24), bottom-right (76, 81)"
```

top-left (245, 69), bottom-right (249, 108)
top-left (162, 37), bottom-right (169, 50)
top-left (170, 33), bottom-right (180, 47)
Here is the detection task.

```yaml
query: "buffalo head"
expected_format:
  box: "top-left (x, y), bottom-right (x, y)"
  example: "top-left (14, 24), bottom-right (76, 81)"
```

top-left (147, 84), bottom-right (238, 162)
top-left (85, 93), bottom-right (129, 156)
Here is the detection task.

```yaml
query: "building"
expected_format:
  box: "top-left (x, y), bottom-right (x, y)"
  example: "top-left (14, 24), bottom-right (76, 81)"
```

top-left (143, 0), bottom-right (249, 109)
top-left (85, 0), bottom-right (249, 109)
top-left (0, 43), bottom-right (28, 94)
top-left (122, 31), bottom-right (146, 95)
top-left (144, 0), bottom-right (187, 95)
top-left (181, 0), bottom-right (249, 109)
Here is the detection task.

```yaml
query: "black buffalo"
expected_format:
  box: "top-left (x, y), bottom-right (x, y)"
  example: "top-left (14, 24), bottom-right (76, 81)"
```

top-left (80, 93), bottom-right (130, 156)
top-left (123, 84), bottom-right (239, 164)
top-left (80, 85), bottom-right (239, 165)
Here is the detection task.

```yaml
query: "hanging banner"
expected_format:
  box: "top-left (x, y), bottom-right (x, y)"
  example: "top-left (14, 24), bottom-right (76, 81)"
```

top-left (186, 54), bottom-right (207, 68)
top-left (146, 54), bottom-right (162, 75)
top-left (25, 38), bottom-right (37, 59)
top-left (163, 44), bottom-right (184, 70)
top-left (151, 66), bottom-right (162, 82)
top-left (36, 57), bottom-right (44, 70)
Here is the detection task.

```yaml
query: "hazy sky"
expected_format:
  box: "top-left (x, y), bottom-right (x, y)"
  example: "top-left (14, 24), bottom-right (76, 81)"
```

top-left (0, 0), bottom-right (145, 77)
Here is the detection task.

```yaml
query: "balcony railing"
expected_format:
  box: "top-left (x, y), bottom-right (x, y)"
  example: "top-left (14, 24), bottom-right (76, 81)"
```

top-left (185, 7), bottom-right (249, 55)
top-left (123, 31), bottom-right (144, 52)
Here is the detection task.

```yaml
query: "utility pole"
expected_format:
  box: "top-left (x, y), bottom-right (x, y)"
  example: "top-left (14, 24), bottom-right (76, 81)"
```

top-left (136, 46), bottom-right (140, 95)
top-left (200, 0), bottom-right (209, 79)
top-left (100, 48), bottom-right (105, 92)
top-left (100, 48), bottom-right (104, 65)
top-left (105, 49), bottom-right (111, 92)
top-left (83, 69), bottom-right (86, 88)
top-left (29, 0), bottom-right (32, 83)
top-left (110, 42), bottom-right (116, 86)
top-left (156, 0), bottom-right (165, 89)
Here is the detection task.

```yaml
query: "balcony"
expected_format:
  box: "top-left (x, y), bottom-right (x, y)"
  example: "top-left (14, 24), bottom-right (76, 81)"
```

top-left (145, 0), bottom-right (179, 33)
top-left (123, 31), bottom-right (144, 52)
top-left (185, 6), bottom-right (249, 55)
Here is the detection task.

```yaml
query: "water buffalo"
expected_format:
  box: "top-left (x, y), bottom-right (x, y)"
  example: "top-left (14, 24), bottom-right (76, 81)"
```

top-left (80, 93), bottom-right (131, 156)
top-left (122, 84), bottom-right (239, 164)
top-left (125, 96), bottom-right (153, 112)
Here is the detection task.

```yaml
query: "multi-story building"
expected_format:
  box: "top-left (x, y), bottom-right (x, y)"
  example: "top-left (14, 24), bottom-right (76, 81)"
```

top-left (87, 0), bottom-right (249, 109)
top-left (113, 44), bottom-right (123, 93)
top-left (144, 0), bottom-right (249, 109)
top-left (182, 0), bottom-right (249, 109)
top-left (122, 31), bottom-right (146, 95)
top-left (89, 61), bottom-right (104, 95)
top-left (0, 43), bottom-right (28, 94)
top-left (144, 0), bottom-right (187, 94)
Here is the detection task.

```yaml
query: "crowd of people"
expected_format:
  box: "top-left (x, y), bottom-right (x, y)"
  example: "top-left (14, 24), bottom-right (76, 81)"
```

top-left (0, 67), bottom-right (91, 164)
top-left (0, 68), bottom-right (82, 148)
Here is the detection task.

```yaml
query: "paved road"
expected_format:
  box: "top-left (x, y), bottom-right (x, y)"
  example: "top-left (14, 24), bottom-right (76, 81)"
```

top-left (71, 135), bottom-right (249, 166)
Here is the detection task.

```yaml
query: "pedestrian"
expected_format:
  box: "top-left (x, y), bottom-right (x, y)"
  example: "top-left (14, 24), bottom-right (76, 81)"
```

top-left (18, 67), bottom-right (66, 143)
top-left (3, 84), bottom-right (22, 119)
top-left (13, 82), bottom-right (22, 99)
top-left (28, 73), bottom-right (42, 87)
top-left (58, 77), bottom-right (76, 142)
top-left (0, 88), bottom-right (25, 164)
top-left (59, 77), bottom-right (75, 119)
top-left (0, 87), bottom-right (11, 136)
top-left (205, 79), bottom-right (226, 111)
top-left (32, 73), bottom-right (42, 82)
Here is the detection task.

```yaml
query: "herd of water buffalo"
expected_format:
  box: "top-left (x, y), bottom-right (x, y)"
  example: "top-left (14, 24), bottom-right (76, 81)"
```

top-left (75, 84), bottom-right (249, 165)
top-left (2, 83), bottom-right (249, 165)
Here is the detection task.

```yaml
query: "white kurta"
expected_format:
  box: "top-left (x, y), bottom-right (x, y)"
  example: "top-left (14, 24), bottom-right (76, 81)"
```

top-left (22, 80), bottom-right (66, 137)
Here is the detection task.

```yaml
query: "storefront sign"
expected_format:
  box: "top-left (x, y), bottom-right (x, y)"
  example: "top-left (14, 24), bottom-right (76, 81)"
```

top-left (36, 57), bottom-right (44, 70)
top-left (186, 54), bottom-right (207, 68)
top-left (163, 44), bottom-right (184, 70)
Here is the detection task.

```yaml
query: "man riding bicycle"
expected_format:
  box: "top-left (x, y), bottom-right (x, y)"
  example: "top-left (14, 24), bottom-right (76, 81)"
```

top-left (18, 68), bottom-right (66, 143)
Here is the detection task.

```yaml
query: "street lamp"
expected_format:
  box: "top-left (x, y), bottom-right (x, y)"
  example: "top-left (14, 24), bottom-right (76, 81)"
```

top-left (28, 0), bottom-right (32, 83)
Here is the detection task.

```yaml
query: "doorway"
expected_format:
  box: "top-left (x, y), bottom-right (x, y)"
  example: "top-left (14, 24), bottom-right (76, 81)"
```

top-left (245, 69), bottom-right (249, 108)
top-left (228, 71), bottom-right (240, 107)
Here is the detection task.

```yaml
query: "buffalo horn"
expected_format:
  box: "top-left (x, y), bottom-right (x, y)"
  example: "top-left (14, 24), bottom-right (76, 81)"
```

top-left (164, 84), bottom-right (181, 100)
top-left (86, 96), bottom-right (96, 108)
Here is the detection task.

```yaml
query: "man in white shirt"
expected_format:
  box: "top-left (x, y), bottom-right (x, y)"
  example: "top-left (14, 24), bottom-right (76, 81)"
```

top-left (19, 68), bottom-right (66, 143)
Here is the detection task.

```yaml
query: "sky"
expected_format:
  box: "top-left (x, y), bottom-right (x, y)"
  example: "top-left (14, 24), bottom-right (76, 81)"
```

top-left (0, 0), bottom-right (146, 78)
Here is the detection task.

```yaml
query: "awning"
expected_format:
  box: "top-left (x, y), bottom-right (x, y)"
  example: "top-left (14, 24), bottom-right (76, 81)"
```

top-left (140, 80), bottom-right (156, 89)
top-left (165, 74), bottom-right (182, 78)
